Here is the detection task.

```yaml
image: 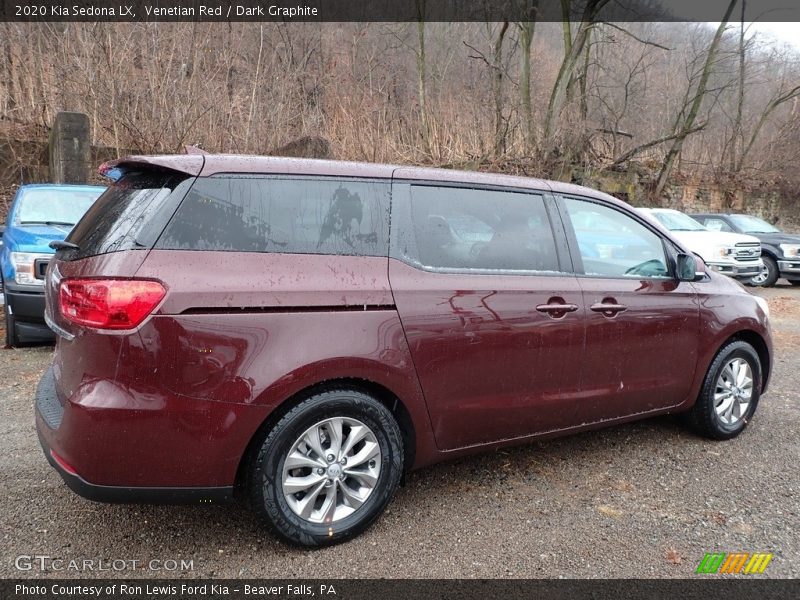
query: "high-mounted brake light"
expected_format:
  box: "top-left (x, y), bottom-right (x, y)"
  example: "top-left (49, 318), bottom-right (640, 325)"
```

top-left (59, 279), bottom-right (166, 330)
top-left (97, 161), bottom-right (123, 181)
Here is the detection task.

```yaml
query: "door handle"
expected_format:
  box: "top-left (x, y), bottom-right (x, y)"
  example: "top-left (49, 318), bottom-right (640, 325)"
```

top-left (536, 302), bottom-right (579, 319)
top-left (590, 301), bottom-right (627, 317)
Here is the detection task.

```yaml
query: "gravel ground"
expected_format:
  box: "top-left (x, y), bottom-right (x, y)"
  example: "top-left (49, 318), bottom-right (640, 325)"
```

top-left (1, 284), bottom-right (799, 579)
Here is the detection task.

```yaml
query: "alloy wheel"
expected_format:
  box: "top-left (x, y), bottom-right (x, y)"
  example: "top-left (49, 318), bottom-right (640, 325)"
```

top-left (714, 358), bottom-right (753, 426)
top-left (280, 417), bottom-right (381, 524)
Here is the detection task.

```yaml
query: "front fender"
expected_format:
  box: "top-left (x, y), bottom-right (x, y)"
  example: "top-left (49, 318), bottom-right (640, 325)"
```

top-left (682, 276), bottom-right (773, 409)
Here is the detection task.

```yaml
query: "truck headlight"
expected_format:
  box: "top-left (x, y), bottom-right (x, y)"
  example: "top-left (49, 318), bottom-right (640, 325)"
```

top-left (714, 245), bottom-right (735, 258)
top-left (10, 252), bottom-right (50, 286)
top-left (779, 244), bottom-right (800, 258)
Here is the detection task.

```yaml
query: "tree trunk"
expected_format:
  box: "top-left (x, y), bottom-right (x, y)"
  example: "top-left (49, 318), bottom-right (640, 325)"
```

top-left (731, 4), bottom-right (745, 172)
top-left (736, 84), bottom-right (800, 172)
top-left (541, 0), bottom-right (608, 157)
top-left (518, 12), bottom-right (537, 156)
top-left (416, 1), bottom-right (430, 156)
top-left (654, 0), bottom-right (736, 197)
top-left (578, 27), bottom-right (592, 124)
top-left (492, 21), bottom-right (509, 158)
top-left (3, 32), bottom-right (17, 112)
top-left (244, 25), bottom-right (265, 154)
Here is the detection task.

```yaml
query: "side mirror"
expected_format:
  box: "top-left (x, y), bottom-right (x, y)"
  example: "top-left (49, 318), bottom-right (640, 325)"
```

top-left (676, 253), bottom-right (699, 281)
top-left (676, 253), bottom-right (706, 282)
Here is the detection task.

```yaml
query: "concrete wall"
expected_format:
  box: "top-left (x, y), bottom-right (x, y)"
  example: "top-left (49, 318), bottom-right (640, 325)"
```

top-left (48, 112), bottom-right (91, 184)
top-left (574, 168), bottom-right (800, 234)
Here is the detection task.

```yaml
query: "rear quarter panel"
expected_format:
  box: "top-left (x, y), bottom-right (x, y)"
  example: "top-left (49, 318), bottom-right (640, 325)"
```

top-left (135, 250), bottom-right (438, 471)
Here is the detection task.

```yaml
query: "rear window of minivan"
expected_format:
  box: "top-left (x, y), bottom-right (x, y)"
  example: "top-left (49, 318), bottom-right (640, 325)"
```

top-left (66, 171), bottom-right (191, 260)
top-left (156, 176), bottom-right (390, 257)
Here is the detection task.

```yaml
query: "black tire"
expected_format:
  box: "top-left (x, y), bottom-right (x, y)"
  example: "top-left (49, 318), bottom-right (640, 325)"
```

top-left (751, 256), bottom-right (779, 287)
top-left (685, 341), bottom-right (762, 440)
top-left (4, 305), bottom-right (20, 347)
top-left (247, 388), bottom-right (403, 546)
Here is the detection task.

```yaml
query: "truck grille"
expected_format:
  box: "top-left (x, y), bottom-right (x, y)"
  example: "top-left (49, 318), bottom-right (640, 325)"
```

top-left (734, 243), bottom-right (761, 262)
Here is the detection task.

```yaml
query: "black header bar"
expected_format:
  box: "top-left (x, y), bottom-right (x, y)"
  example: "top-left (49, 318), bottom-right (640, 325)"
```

top-left (2, 0), bottom-right (800, 23)
top-left (3, 579), bottom-right (800, 600)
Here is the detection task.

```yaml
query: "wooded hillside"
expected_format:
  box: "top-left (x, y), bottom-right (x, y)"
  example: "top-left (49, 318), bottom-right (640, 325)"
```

top-left (1, 9), bottom-right (799, 204)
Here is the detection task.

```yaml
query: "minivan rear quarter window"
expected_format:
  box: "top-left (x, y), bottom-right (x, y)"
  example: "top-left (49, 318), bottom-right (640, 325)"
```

top-left (157, 176), bottom-right (390, 257)
top-left (67, 171), bottom-right (190, 260)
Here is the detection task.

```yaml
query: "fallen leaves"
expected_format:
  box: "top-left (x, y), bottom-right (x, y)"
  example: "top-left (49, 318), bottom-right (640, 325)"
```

top-left (597, 505), bottom-right (622, 519)
top-left (665, 548), bottom-right (682, 564)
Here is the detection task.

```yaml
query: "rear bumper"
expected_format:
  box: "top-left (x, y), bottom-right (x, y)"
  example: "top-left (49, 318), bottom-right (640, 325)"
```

top-left (36, 419), bottom-right (232, 504)
top-left (34, 364), bottom-right (254, 504)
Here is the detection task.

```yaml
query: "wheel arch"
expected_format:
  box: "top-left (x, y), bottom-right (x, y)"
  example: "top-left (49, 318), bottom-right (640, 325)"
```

top-left (234, 377), bottom-right (417, 493)
top-left (716, 329), bottom-right (771, 394)
top-left (760, 247), bottom-right (780, 262)
top-left (680, 327), bottom-right (771, 418)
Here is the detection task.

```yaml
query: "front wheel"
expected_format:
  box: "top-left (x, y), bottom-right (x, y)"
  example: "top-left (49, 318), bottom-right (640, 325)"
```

top-left (248, 389), bottom-right (404, 546)
top-left (750, 256), bottom-right (779, 287)
top-left (685, 341), bottom-right (762, 440)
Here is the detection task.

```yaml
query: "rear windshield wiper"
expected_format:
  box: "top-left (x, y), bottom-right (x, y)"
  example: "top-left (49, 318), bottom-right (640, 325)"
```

top-left (20, 220), bottom-right (75, 227)
top-left (49, 240), bottom-right (80, 251)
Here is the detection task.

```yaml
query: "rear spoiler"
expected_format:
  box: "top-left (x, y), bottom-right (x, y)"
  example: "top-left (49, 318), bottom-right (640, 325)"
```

top-left (98, 151), bottom-right (206, 181)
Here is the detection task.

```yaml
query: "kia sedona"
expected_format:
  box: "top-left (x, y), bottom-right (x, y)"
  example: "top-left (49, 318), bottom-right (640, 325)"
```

top-left (36, 155), bottom-right (772, 546)
top-left (1, 183), bottom-right (105, 346)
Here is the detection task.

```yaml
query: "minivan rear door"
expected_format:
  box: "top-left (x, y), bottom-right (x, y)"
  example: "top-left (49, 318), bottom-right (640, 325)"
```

top-left (44, 169), bottom-right (195, 405)
top-left (388, 180), bottom-right (586, 451)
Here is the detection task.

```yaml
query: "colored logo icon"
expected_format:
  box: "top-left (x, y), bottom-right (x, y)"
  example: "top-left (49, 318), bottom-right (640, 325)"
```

top-left (696, 553), bottom-right (773, 574)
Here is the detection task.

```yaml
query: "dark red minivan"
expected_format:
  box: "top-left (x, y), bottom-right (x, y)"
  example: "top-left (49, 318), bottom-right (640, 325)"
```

top-left (36, 155), bottom-right (772, 546)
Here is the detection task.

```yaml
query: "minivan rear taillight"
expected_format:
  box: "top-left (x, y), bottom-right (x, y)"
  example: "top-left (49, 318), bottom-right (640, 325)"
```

top-left (59, 279), bottom-right (166, 329)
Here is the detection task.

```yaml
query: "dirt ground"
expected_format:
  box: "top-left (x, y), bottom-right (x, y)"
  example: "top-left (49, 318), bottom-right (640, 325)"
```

top-left (1, 283), bottom-right (798, 578)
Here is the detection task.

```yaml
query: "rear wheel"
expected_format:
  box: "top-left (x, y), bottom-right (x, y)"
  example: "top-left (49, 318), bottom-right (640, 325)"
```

top-left (248, 388), bottom-right (404, 546)
top-left (685, 341), bottom-right (761, 440)
top-left (750, 256), bottom-right (779, 287)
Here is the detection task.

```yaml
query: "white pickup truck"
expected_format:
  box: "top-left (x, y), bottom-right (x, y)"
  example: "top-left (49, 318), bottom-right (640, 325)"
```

top-left (639, 208), bottom-right (764, 281)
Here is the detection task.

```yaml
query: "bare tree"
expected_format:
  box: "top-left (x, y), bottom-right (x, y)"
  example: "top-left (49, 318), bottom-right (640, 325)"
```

top-left (541, 0), bottom-right (609, 156)
top-left (415, 1), bottom-right (431, 156)
top-left (654, 0), bottom-right (737, 196)
top-left (491, 21), bottom-right (510, 157)
top-left (517, 0), bottom-right (539, 156)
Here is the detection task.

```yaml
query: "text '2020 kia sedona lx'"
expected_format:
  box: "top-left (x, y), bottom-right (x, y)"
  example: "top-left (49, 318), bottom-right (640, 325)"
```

top-left (36, 155), bottom-right (772, 546)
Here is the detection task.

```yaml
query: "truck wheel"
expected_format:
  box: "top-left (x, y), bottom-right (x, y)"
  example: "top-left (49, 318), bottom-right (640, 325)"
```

top-left (247, 388), bottom-right (404, 546)
top-left (751, 256), bottom-right (779, 287)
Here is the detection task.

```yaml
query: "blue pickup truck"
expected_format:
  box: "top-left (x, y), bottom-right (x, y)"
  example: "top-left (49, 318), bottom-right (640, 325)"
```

top-left (1, 184), bottom-right (105, 346)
